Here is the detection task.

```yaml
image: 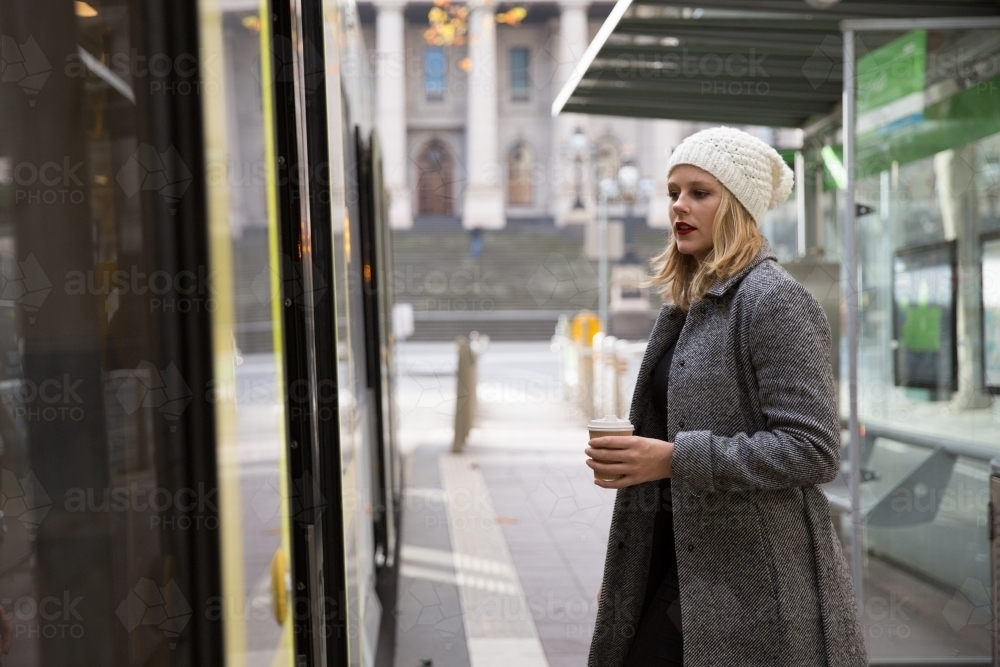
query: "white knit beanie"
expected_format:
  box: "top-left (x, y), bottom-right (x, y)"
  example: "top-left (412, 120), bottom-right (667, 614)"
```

top-left (666, 126), bottom-right (794, 225)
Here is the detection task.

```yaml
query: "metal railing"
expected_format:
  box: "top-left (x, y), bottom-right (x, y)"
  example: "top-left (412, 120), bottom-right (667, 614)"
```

top-left (825, 422), bottom-right (998, 523)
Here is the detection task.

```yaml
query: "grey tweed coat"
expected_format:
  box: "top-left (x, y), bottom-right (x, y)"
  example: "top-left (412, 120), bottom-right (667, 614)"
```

top-left (589, 242), bottom-right (867, 667)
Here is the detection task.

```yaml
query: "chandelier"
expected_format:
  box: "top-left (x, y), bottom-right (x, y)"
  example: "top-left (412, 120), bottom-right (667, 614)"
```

top-left (424, 0), bottom-right (527, 47)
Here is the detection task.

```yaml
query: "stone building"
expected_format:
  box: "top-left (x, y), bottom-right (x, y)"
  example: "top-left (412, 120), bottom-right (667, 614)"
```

top-left (359, 1), bottom-right (804, 341)
top-left (358, 0), bottom-right (704, 232)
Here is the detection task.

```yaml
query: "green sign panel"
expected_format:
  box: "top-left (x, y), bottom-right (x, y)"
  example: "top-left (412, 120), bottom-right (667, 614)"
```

top-left (857, 30), bottom-right (926, 138)
top-left (858, 30), bottom-right (926, 114)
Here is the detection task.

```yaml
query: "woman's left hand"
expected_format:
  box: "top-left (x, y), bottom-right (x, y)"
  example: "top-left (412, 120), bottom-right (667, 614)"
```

top-left (585, 436), bottom-right (674, 489)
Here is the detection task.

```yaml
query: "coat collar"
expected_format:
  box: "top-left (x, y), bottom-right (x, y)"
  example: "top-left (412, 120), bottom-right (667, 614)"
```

top-left (637, 237), bottom-right (777, 405)
top-left (704, 238), bottom-right (777, 297)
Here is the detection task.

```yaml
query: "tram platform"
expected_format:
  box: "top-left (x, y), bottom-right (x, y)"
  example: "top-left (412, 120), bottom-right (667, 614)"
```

top-left (392, 342), bottom-right (606, 667)
top-left (389, 342), bottom-right (992, 667)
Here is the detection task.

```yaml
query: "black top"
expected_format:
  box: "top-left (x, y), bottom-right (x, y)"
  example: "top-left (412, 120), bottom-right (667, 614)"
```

top-left (639, 339), bottom-right (680, 624)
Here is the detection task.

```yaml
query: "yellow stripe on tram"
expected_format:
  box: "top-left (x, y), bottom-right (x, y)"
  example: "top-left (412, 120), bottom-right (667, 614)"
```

top-left (258, 0), bottom-right (296, 662)
top-left (198, 0), bottom-right (247, 664)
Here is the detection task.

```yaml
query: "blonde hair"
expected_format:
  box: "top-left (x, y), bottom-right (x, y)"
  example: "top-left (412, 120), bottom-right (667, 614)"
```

top-left (648, 185), bottom-right (763, 311)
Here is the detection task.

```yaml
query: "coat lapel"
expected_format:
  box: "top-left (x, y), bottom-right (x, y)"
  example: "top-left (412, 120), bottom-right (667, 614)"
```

top-left (630, 239), bottom-right (776, 437)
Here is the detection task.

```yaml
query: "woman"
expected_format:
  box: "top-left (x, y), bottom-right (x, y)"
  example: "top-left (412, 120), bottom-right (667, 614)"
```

top-left (585, 127), bottom-right (867, 667)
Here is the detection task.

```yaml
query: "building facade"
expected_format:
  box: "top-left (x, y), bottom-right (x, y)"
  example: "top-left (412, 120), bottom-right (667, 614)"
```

top-left (360, 0), bottom-right (706, 232)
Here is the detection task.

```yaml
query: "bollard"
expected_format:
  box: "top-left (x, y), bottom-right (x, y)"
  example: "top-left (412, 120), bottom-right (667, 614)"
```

top-left (590, 332), bottom-right (605, 420)
top-left (577, 344), bottom-right (593, 421)
top-left (599, 335), bottom-right (618, 418)
top-left (453, 336), bottom-right (475, 452)
top-left (570, 311), bottom-right (601, 422)
top-left (562, 328), bottom-right (646, 425)
top-left (614, 338), bottom-right (629, 418)
top-left (453, 332), bottom-right (488, 453)
top-left (468, 331), bottom-right (489, 422)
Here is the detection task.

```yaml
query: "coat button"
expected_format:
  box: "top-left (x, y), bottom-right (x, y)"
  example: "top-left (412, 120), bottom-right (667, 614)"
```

top-left (678, 360), bottom-right (685, 367)
top-left (678, 420), bottom-right (685, 429)
top-left (618, 541), bottom-right (625, 549)
top-left (687, 544), bottom-right (694, 552)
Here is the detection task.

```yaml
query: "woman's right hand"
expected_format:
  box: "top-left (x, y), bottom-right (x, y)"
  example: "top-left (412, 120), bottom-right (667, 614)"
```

top-left (586, 435), bottom-right (674, 488)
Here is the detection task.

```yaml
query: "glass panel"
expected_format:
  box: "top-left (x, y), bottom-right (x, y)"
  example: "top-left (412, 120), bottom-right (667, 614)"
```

top-left (0, 0), bottom-right (224, 664)
top-left (854, 27), bottom-right (1000, 662)
top-left (323, 3), bottom-right (383, 663)
top-left (201, 1), bottom-right (295, 665)
top-left (423, 47), bottom-right (446, 102)
top-left (985, 234), bottom-right (1000, 392)
top-left (510, 47), bottom-right (529, 101)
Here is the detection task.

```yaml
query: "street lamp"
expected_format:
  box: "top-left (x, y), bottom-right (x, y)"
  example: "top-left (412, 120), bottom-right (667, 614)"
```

top-left (597, 176), bottom-right (618, 332)
top-left (617, 158), bottom-right (640, 263)
top-left (605, 159), bottom-right (655, 339)
top-left (569, 127), bottom-right (588, 210)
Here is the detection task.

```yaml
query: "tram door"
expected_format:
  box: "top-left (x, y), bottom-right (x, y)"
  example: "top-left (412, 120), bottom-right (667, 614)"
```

top-left (0, 0), bottom-right (296, 666)
top-left (204, 3), bottom-right (297, 667)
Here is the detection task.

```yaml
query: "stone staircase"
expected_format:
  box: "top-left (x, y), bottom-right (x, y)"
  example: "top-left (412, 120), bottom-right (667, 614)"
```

top-left (230, 219), bottom-right (671, 346)
top-left (233, 227), bottom-right (275, 354)
top-left (393, 219), bottom-right (668, 341)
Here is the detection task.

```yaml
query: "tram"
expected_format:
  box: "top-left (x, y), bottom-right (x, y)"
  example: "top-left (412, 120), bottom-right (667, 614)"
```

top-left (0, 0), bottom-right (399, 666)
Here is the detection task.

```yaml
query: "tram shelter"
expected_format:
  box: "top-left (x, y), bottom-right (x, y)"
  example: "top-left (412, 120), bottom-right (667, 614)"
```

top-left (554, 1), bottom-right (1000, 663)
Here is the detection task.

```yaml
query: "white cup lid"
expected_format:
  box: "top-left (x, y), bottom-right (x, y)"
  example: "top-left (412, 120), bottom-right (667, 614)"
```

top-left (587, 414), bottom-right (633, 430)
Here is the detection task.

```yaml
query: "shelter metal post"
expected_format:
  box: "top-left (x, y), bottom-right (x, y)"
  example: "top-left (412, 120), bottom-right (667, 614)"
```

top-left (598, 191), bottom-right (609, 332)
top-left (842, 27), bottom-right (865, 624)
top-left (795, 150), bottom-right (807, 258)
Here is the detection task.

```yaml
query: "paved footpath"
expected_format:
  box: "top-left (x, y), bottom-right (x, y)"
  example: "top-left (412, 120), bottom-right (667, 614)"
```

top-left (389, 342), bottom-right (991, 666)
top-left (392, 342), bottom-right (615, 667)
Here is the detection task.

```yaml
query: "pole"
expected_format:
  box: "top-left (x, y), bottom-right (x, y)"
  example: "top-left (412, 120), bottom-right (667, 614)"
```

top-left (598, 189), bottom-right (609, 332)
top-left (843, 27), bottom-right (865, 624)
top-left (795, 150), bottom-right (807, 258)
top-left (574, 156), bottom-right (584, 209)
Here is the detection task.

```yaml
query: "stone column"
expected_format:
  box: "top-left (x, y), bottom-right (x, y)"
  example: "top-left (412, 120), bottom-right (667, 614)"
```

top-left (376, 1), bottom-right (412, 229)
top-left (462, 2), bottom-right (505, 229)
top-left (646, 120), bottom-right (691, 228)
top-left (552, 1), bottom-right (591, 227)
top-left (936, 147), bottom-right (993, 409)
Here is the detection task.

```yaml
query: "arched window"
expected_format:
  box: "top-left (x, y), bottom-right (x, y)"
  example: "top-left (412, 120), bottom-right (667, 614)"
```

top-left (416, 139), bottom-right (454, 215)
top-left (507, 142), bottom-right (534, 206)
top-left (594, 138), bottom-right (620, 191)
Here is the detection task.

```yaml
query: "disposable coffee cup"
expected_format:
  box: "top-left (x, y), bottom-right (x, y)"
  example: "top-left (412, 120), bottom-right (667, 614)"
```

top-left (588, 415), bottom-right (633, 482)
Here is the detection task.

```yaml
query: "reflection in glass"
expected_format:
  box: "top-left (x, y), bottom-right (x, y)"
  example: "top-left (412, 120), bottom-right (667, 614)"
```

top-left (892, 242), bottom-right (957, 392)
top-left (983, 235), bottom-right (1000, 392)
top-left (854, 27), bottom-right (1000, 663)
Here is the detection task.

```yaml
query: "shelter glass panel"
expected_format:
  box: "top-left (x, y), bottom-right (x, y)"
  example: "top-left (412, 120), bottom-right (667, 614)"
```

top-left (853, 27), bottom-right (1000, 662)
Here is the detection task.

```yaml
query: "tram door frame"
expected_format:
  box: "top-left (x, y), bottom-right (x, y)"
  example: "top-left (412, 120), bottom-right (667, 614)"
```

top-left (268, 0), bottom-right (350, 665)
top-left (355, 129), bottom-right (398, 574)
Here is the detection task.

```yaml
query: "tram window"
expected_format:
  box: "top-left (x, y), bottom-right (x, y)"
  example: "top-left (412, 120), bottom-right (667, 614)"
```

top-left (0, 1), bottom-right (292, 665)
top-left (0, 1), bottom-right (207, 664)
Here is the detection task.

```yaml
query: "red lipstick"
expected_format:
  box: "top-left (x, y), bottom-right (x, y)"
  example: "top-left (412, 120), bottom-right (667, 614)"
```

top-left (675, 222), bottom-right (696, 236)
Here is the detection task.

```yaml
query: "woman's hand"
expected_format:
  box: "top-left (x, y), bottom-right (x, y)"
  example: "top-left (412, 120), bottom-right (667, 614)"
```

top-left (585, 435), bottom-right (674, 489)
